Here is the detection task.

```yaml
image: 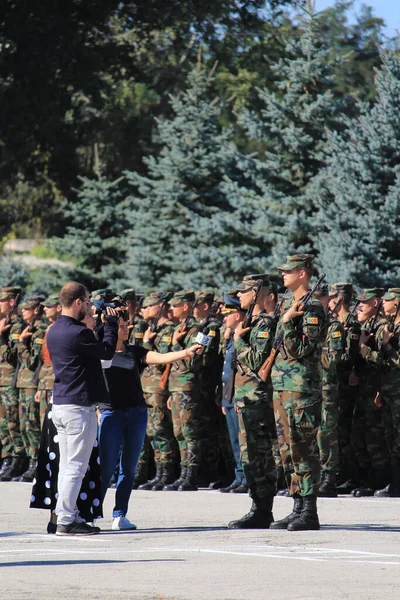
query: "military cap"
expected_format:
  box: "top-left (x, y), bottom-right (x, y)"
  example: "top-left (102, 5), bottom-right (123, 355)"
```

top-left (0, 287), bottom-right (21, 301)
top-left (237, 274), bottom-right (270, 291)
top-left (383, 288), bottom-right (400, 301)
top-left (329, 282), bottom-right (353, 298)
top-left (221, 291), bottom-right (243, 314)
top-left (142, 295), bottom-right (153, 309)
top-left (169, 290), bottom-right (196, 307)
top-left (119, 288), bottom-right (136, 302)
top-left (43, 293), bottom-right (60, 307)
top-left (278, 254), bottom-right (315, 271)
top-left (20, 295), bottom-right (45, 310)
top-left (356, 288), bottom-right (385, 302)
top-left (196, 288), bottom-right (215, 304)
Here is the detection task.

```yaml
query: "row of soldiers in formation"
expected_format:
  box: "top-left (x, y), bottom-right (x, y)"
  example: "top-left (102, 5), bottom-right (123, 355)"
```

top-left (0, 253), bottom-right (399, 531)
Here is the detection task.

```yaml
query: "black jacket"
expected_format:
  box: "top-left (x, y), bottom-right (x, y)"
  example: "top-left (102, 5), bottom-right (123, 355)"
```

top-left (47, 315), bottom-right (117, 406)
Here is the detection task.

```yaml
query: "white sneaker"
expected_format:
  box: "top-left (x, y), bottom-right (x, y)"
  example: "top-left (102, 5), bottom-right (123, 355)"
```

top-left (111, 516), bottom-right (137, 531)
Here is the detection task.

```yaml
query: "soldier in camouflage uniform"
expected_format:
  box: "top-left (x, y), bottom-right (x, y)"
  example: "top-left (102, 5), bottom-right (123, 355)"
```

top-left (351, 288), bottom-right (391, 496)
top-left (374, 288), bottom-right (400, 497)
top-left (194, 289), bottom-right (223, 487)
top-left (35, 294), bottom-right (61, 427)
top-left (165, 290), bottom-right (204, 491)
top-left (270, 255), bottom-right (326, 532)
top-left (228, 274), bottom-right (277, 529)
top-left (314, 284), bottom-right (345, 498)
top-left (14, 296), bottom-right (47, 482)
top-left (0, 287), bottom-right (26, 481)
top-left (328, 283), bottom-right (362, 493)
top-left (138, 291), bottom-right (177, 491)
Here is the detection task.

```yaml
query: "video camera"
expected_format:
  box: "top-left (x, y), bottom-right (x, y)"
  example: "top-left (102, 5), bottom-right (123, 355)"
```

top-left (91, 292), bottom-right (129, 322)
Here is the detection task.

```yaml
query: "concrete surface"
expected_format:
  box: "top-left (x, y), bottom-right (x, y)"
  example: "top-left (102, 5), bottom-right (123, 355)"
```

top-left (1, 483), bottom-right (400, 599)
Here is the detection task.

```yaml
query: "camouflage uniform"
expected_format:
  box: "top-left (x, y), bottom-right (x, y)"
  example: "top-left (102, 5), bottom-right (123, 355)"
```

top-left (0, 288), bottom-right (25, 461)
top-left (318, 317), bottom-right (345, 474)
top-left (16, 301), bottom-right (46, 461)
top-left (36, 294), bottom-right (60, 428)
top-left (353, 288), bottom-right (391, 491)
top-left (234, 275), bottom-right (277, 501)
top-left (271, 261), bottom-right (326, 498)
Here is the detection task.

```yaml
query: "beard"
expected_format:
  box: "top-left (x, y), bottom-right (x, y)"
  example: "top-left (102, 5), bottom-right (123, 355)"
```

top-left (77, 306), bottom-right (87, 321)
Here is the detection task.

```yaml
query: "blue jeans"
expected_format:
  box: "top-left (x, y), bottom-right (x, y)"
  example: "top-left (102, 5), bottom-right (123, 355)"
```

top-left (99, 407), bottom-right (148, 518)
top-left (224, 404), bottom-right (246, 485)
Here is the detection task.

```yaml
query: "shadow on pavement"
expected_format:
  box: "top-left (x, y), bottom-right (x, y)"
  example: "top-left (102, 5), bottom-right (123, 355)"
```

top-left (322, 524), bottom-right (400, 532)
top-left (0, 559), bottom-right (185, 567)
top-left (100, 526), bottom-right (228, 534)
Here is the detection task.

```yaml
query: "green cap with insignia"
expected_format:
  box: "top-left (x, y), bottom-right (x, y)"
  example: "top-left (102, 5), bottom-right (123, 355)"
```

top-left (277, 254), bottom-right (315, 272)
top-left (142, 295), bottom-right (153, 309)
top-left (237, 274), bottom-right (270, 292)
top-left (196, 288), bottom-right (215, 304)
top-left (119, 288), bottom-right (136, 302)
top-left (169, 290), bottom-right (195, 307)
top-left (43, 293), bottom-right (60, 307)
top-left (329, 282), bottom-right (353, 299)
top-left (146, 291), bottom-right (173, 306)
top-left (0, 287), bottom-right (21, 301)
top-left (383, 288), bottom-right (400, 301)
top-left (356, 288), bottom-right (385, 302)
top-left (20, 295), bottom-right (45, 310)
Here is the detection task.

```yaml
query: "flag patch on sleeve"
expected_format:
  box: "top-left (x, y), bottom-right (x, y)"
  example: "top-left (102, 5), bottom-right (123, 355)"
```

top-left (208, 330), bottom-right (216, 337)
top-left (135, 333), bottom-right (144, 339)
top-left (306, 317), bottom-right (319, 325)
top-left (350, 333), bottom-right (359, 340)
top-left (161, 336), bottom-right (172, 343)
top-left (257, 332), bottom-right (270, 339)
top-left (331, 331), bottom-right (341, 338)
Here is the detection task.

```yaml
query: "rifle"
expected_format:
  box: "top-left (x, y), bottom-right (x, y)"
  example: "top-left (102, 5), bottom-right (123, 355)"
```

top-left (343, 301), bottom-right (360, 328)
top-left (28, 303), bottom-right (45, 334)
top-left (327, 295), bottom-right (343, 320)
top-left (150, 300), bottom-right (166, 333)
top-left (258, 274), bottom-right (326, 383)
top-left (159, 299), bottom-right (199, 390)
top-left (388, 301), bottom-right (400, 333)
top-left (365, 299), bottom-right (383, 335)
top-left (242, 280), bottom-right (263, 329)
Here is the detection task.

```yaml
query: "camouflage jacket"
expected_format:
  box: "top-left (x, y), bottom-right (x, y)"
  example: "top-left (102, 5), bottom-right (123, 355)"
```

top-left (169, 320), bottom-right (203, 392)
top-left (234, 311), bottom-right (276, 403)
top-left (0, 316), bottom-right (24, 387)
top-left (379, 322), bottom-right (400, 397)
top-left (358, 317), bottom-right (388, 368)
top-left (141, 319), bottom-right (175, 394)
top-left (37, 325), bottom-right (54, 391)
top-left (321, 318), bottom-right (345, 392)
top-left (16, 322), bottom-right (47, 389)
top-left (196, 318), bottom-right (223, 394)
top-left (271, 296), bottom-right (326, 395)
top-left (337, 313), bottom-right (362, 375)
top-left (128, 317), bottom-right (148, 346)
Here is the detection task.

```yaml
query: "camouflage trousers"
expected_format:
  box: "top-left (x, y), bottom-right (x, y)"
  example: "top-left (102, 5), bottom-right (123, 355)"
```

top-left (382, 389), bottom-right (400, 465)
top-left (144, 391), bottom-right (175, 464)
top-left (273, 390), bottom-right (321, 497)
top-left (37, 390), bottom-right (52, 430)
top-left (237, 400), bottom-right (276, 499)
top-left (0, 401), bottom-right (11, 458)
top-left (137, 434), bottom-right (153, 466)
top-left (18, 388), bottom-right (40, 460)
top-left (352, 383), bottom-right (391, 473)
top-left (199, 387), bottom-right (221, 471)
top-left (317, 387), bottom-right (339, 473)
top-left (0, 386), bottom-right (25, 457)
top-left (170, 390), bottom-right (202, 468)
top-left (337, 374), bottom-right (360, 474)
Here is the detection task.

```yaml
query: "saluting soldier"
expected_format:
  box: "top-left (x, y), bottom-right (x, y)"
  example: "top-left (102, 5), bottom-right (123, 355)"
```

top-left (120, 289), bottom-right (148, 346)
top-left (228, 274), bottom-right (277, 530)
top-left (0, 287), bottom-right (26, 481)
top-left (270, 255), bottom-right (326, 532)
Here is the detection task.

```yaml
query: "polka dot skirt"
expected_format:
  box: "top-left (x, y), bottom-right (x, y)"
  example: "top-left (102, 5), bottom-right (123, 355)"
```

top-left (30, 404), bottom-right (103, 521)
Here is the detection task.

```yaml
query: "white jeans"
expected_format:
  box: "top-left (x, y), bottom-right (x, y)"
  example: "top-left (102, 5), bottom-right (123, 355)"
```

top-left (52, 404), bottom-right (97, 525)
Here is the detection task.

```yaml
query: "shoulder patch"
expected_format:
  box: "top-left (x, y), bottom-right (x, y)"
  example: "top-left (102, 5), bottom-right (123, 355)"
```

top-left (135, 333), bottom-right (144, 339)
top-left (208, 330), bottom-right (216, 337)
top-left (257, 331), bottom-right (270, 339)
top-left (349, 333), bottom-right (359, 340)
top-left (331, 331), bottom-right (341, 339)
top-left (34, 338), bottom-right (45, 345)
top-left (9, 334), bottom-right (21, 341)
top-left (161, 336), bottom-right (172, 343)
top-left (306, 317), bottom-right (319, 325)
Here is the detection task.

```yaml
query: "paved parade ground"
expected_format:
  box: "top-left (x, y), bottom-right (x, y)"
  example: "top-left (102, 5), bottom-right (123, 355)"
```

top-left (1, 483), bottom-right (400, 600)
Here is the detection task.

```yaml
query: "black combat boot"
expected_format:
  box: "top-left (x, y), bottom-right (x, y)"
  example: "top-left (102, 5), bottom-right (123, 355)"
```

top-left (375, 465), bottom-right (400, 498)
top-left (352, 468), bottom-right (390, 497)
top-left (14, 458), bottom-right (36, 483)
top-left (132, 462), bottom-right (148, 489)
top-left (287, 495), bottom-right (320, 531)
top-left (220, 481), bottom-right (241, 493)
top-left (138, 463), bottom-right (162, 491)
top-left (0, 457), bottom-right (12, 479)
top-left (227, 495), bottom-right (274, 529)
top-left (178, 466), bottom-right (199, 491)
top-left (0, 456), bottom-right (26, 481)
top-left (164, 466), bottom-right (187, 491)
top-left (270, 495), bottom-right (303, 530)
top-left (318, 471), bottom-right (338, 498)
top-left (152, 463), bottom-right (175, 491)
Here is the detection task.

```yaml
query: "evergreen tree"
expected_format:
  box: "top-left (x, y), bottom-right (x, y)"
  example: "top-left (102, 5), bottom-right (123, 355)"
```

top-left (53, 173), bottom-right (126, 289)
top-left (0, 258), bottom-right (28, 289)
top-left (314, 50), bottom-right (400, 287)
top-left (120, 63), bottom-right (270, 291)
top-left (226, 1), bottom-right (346, 268)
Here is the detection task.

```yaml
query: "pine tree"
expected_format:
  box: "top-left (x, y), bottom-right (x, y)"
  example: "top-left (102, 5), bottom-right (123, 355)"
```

top-left (314, 49), bottom-right (400, 287)
top-left (53, 171), bottom-right (126, 289)
top-left (227, 0), bottom-right (346, 268)
top-left (120, 61), bottom-right (270, 291)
